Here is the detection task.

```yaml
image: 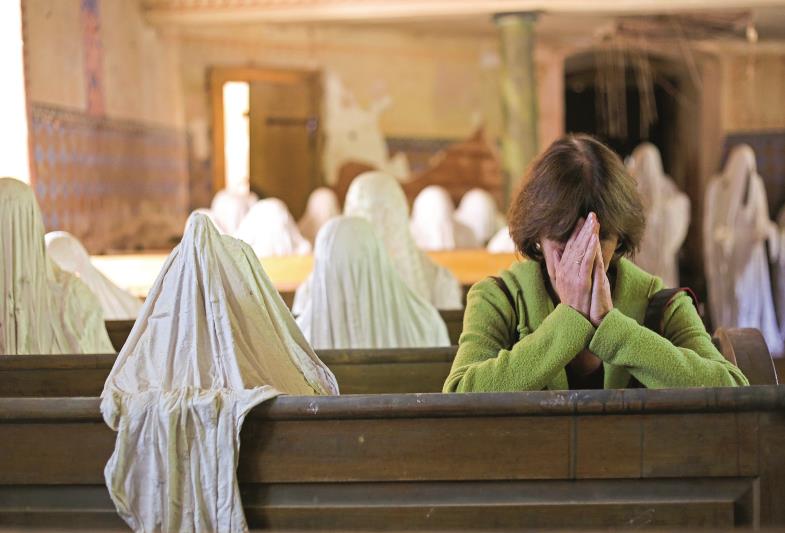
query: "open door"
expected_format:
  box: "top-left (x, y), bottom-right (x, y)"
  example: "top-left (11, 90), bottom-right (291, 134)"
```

top-left (249, 72), bottom-right (321, 219)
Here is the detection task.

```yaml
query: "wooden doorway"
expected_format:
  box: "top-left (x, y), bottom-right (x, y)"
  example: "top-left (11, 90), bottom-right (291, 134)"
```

top-left (210, 67), bottom-right (322, 219)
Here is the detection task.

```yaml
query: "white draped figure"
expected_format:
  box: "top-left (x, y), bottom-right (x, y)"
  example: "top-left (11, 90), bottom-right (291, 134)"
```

top-left (45, 231), bottom-right (143, 320)
top-left (297, 217), bottom-right (450, 349)
top-left (409, 185), bottom-right (479, 251)
top-left (234, 198), bottom-right (312, 257)
top-left (627, 143), bottom-right (690, 287)
top-left (455, 188), bottom-right (505, 246)
top-left (487, 226), bottom-right (517, 254)
top-left (0, 178), bottom-right (113, 355)
top-left (776, 206), bottom-right (785, 340)
top-left (210, 188), bottom-right (259, 235)
top-left (704, 145), bottom-right (783, 357)
top-left (101, 213), bottom-right (338, 532)
top-left (298, 187), bottom-right (340, 244)
top-left (343, 171), bottom-right (463, 309)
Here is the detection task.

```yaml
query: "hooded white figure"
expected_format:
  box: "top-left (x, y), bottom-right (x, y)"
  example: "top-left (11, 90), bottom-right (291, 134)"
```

top-left (189, 207), bottom-right (226, 233)
top-left (627, 143), bottom-right (690, 287)
top-left (101, 213), bottom-right (338, 532)
top-left (234, 198), bottom-right (312, 257)
top-left (297, 216), bottom-right (450, 349)
top-left (775, 206), bottom-right (785, 340)
top-left (0, 178), bottom-right (113, 355)
top-left (704, 145), bottom-right (783, 357)
top-left (455, 188), bottom-right (506, 246)
top-left (344, 172), bottom-right (463, 309)
top-left (45, 231), bottom-right (143, 320)
top-left (487, 226), bottom-right (517, 254)
top-left (210, 188), bottom-right (259, 235)
top-left (409, 185), bottom-right (479, 251)
top-left (298, 187), bottom-right (340, 244)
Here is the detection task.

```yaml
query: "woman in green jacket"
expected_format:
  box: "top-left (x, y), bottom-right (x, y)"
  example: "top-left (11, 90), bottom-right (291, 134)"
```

top-left (444, 134), bottom-right (748, 392)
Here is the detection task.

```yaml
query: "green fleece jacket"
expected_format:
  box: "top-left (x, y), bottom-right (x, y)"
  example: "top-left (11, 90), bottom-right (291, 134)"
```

top-left (444, 258), bottom-right (749, 392)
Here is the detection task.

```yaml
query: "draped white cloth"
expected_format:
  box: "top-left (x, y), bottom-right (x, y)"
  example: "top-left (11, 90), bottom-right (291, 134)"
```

top-left (234, 198), bottom-right (312, 257)
top-left (455, 188), bottom-right (505, 246)
top-left (297, 217), bottom-right (450, 349)
top-left (487, 226), bottom-right (517, 254)
top-left (776, 207), bottom-right (785, 341)
top-left (101, 213), bottom-right (338, 532)
top-left (342, 171), bottom-right (463, 310)
top-left (0, 178), bottom-right (113, 355)
top-left (627, 143), bottom-right (690, 287)
top-left (210, 188), bottom-right (259, 235)
top-left (189, 208), bottom-right (226, 234)
top-left (703, 145), bottom-right (783, 357)
top-left (410, 185), bottom-right (479, 251)
top-left (298, 187), bottom-right (340, 244)
top-left (45, 231), bottom-right (143, 320)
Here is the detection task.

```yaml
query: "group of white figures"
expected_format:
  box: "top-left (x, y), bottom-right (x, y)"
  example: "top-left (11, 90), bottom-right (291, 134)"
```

top-left (1, 139), bottom-right (783, 531)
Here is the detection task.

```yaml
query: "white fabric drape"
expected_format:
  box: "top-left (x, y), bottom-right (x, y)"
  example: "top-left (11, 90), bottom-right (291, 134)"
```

top-left (234, 198), bottom-right (312, 257)
top-left (45, 231), bottom-right (143, 320)
top-left (101, 213), bottom-right (338, 532)
top-left (703, 145), bottom-right (783, 357)
top-left (627, 143), bottom-right (690, 287)
top-left (298, 187), bottom-right (340, 244)
top-left (455, 188), bottom-right (505, 246)
top-left (340, 172), bottom-right (463, 310)
top-left (0, 178), bottom-right (113, 355)
top-left (775, 207), bottom-right (785, 342)
top-left (487, 226), bottom-right (517, 254)
top-left (297, 217), bottom-right (450, 349)
top-left (210, 188), bottom-right (259, 235)
top-left (410, 185), bottom-right (478, 251)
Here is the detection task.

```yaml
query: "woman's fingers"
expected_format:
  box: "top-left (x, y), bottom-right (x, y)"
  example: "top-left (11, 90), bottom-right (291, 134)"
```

top-left (561, 217), bottom-right (586, 259)
top-left (563, 214), bottom-right (596, 269)
top-left (580, 234), bottom-right (598, 282)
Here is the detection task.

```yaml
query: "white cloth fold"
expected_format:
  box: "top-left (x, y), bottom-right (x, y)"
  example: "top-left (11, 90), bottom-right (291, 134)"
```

top-left (627, 143), bottom-right (690, 287)
top-left (210, 188), bottom-right (258, 235)
top-left (0, 177), bottom-right (113, 354)
top-left (102, 213), bottom-right (338, 532)
top-left (234, 198), bottom-right (312, 257)
top-left (487, 226), bottom-right (516, 254)
top-left (410, 185), bottom-right (478, 251)
top-left (297, 217), bottom-right (450, 349)
top-left (455, 188), bottom-right (505, 246)
top-left (703, 145), bottom-right (783, 357)
top-left (298, 187), bottom-right (340, 244)
top-left (45, 231), bottom-right (143, 320)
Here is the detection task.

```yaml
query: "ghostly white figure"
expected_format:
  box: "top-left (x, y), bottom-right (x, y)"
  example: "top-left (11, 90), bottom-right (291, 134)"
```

top-left (343, 171), bottom-right (463, 309)
top-left (189, 207), bottom-right (226, 233)
top-left (210, 188), bottom-right (259, 235)
top-left (703, 145), bottom-right (783, 357)
top-left (45, 231), bottom-right (143, 320)
top-left (410, 186), bottom-right (479, 251)
top-left (0, 178), bottom-right (113, 354)
top-left (455, 188), bottom-right (506, 246)
top-left (101, 213), bottom-right (338, 532)
top-left (627, 143), bottom-right (691, 287)
top-left (487, 226), bottom-right (517, 254)
top-left (297, 216), bottom-right (450, 349)
top-left (234, 198), bottom-right (312, 257)
top-left (298, 187), bottom-right (340, 244)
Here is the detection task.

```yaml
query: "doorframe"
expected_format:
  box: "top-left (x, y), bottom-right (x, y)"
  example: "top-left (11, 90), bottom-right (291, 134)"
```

top-left (209, 66), bottom-right (321, 194)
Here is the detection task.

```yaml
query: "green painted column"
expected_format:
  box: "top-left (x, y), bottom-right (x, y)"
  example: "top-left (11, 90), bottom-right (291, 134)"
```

top-left (495, 12), bottom-right (539, 208)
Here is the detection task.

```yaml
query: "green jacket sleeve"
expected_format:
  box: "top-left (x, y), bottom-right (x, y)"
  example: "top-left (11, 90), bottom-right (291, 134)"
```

top-left (443, 279), bottom-right (595, 392)
top-left (589, 292), bottom-right (749, 388)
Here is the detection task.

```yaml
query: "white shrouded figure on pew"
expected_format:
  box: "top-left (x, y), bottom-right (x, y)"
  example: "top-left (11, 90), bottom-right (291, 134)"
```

top-left (455, 188), bottom-right (506, 246)
top-left (703, 144), bottom-right (783, 357)
top-left (0, 178), bottom-right (113, 355)
top-left (209, 187), bottom-right (259, 235)
top-left (626, 143), bottom-right (690, 288)
top-left (297, 216), bottom-right (450, 349)
top-left (487, 226), bottom-right (516, 254)
top-left (234, 197), bottom-right (312, 257)
top-left (45, 231), bottom-right (143, 320)
top-left (101, 213), bottom-right (338, 532)
top-left (410, 185), bottom-right (479, 251)
top-left (298, 186), bottom-right (341, 245)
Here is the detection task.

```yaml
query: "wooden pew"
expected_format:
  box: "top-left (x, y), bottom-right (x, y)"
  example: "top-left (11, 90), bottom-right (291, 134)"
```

top-left (1, 328), bottom-right (778, 399)
top-left (106, 309), bottom-right (466, 352)
top-left (0, 386), bottom-right (784, 529)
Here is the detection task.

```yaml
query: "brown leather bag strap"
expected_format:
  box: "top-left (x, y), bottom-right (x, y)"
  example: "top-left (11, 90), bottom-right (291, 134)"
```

top-left (643, 287), bottom-right (699, 335)
top-left (489, 276), bottom-right (520, 344)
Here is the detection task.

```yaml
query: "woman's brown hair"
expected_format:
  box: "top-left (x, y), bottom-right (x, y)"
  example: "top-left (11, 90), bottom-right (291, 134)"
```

top-left (509, 133), bottom-right (645, 261)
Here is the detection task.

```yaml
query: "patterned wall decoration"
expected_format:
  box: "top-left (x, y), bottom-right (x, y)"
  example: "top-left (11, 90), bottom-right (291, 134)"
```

top-left (30, 103), bottom-right (189, 253)
top-left (386, 137), bottom-right (457, 174)
top-left (722, 130), bottom-right (785, 219)
top-left (80, 0), bottom-right (105, 116)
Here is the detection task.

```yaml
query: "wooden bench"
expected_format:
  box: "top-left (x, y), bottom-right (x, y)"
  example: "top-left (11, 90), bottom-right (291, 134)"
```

top-left (1, 329), bottom-right (778, 399)
top-left (0, 386), bottom-right (783, 529)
